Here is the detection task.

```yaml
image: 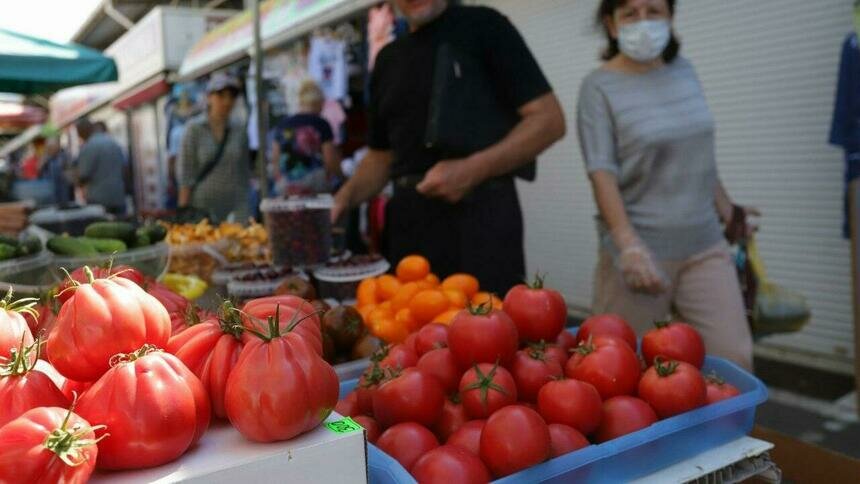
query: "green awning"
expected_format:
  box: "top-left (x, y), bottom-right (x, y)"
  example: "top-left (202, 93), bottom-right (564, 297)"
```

top-left (0, 28), bottom-right (118, 95)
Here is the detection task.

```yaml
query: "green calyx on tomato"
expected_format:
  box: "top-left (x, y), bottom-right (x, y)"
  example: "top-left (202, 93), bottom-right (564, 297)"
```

top-left (370, 344), bottom-right (391, 363)
top-left (462, 361), bottom-right (508, 406)
top-left (466, 297), bottom-right (496, 316)
top-left (215, 301), bottom-right (245, 339)
top-left (108, 344), bottom-right (161, 367)
top-left (240, 303), bottom-right (319, 342)
top-left (653, 357), bottom-right (680, 377)
top-left (704, 371), bottom-right (726, 386)
top-left (0, 286), bottom-right (39, 321)
top-left (653, 319), bottom-right (672, 329)
top-left (526, 341), bottom-right (551, 361)
top-left (43, 405), bottom-right (108, 467)
top-left (0, 334), bottom-right (40, 376)
top-left (573, 336), bottom-right (596, 357)
top-left (526, 272), bottom-right (548, 290)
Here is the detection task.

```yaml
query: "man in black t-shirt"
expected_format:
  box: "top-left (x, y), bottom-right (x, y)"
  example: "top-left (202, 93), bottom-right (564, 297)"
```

top-left (332, 0), bottom-right (565, 293)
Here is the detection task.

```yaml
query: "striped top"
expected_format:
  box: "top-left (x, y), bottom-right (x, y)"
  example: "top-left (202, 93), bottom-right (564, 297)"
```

top-left (576, 57), bottom-right (723, 260)
top-left (177, 114), bottom-right (251, 222)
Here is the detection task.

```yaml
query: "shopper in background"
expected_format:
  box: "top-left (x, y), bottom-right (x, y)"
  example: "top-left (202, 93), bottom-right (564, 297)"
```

top-left (74, 118), bottom-right (127, 215)
top-left (39, 137), bottom-right (71, 205)
top-left (332, 0), bottom-right (566, 294)
top-left (269, 80), bottom-right (342, 196)
top-left (577, 0), bottom-right (756, 369)
top-left (177, 72), bottom-right (250, 222)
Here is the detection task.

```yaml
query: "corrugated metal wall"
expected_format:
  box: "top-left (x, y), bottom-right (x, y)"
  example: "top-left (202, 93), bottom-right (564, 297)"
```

top-left (470, 0), bottom-right (854, 369)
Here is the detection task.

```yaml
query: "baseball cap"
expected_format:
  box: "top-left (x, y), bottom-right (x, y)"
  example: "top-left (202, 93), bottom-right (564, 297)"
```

top-left (206, 72), bottom-right (241, 94)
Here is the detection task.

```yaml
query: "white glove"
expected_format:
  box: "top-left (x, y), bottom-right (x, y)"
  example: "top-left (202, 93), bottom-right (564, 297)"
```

top-left (613, 227), bottom-right (668, 294)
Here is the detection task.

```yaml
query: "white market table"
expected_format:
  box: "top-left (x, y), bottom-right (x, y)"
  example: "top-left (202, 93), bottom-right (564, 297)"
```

top-left (631, 436), bottom-right (781, 484)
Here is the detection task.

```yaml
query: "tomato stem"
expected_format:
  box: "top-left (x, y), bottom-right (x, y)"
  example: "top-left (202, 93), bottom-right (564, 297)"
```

top-left (653, 356), bottom-right (679, 377)
top-left (43, 403), bottom-right (108, 467)
top-left (526, 340), bottom-right (549, 361)
top-left (461, 361), bottom-right (508, 410)
top-left (0, 334), bottom-right (41, 376)
top-left (466, 295), bottom-right (496, 316)
top-left (573, 335), bottom-right (595, 356)
top-left (82, 266), bottom-right (96, 285)
top-left (109, 344), bottom-right (160, 367)
top-left (653, 319), bottom-right (671, 329)
top-left (528, 272), bottom-right (547, 289)
top-left (0, 286), bottom-right (41, 321)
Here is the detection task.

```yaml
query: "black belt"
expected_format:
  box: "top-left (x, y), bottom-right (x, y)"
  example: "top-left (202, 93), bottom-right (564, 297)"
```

top-left (392, 174), bottom-right (512, 195)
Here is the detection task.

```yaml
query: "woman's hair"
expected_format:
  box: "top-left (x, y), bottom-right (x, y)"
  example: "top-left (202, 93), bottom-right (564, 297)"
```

top-left (596, 0), bottom-right (680, 63)
top-left (298, 80), bottom-right (325, 113)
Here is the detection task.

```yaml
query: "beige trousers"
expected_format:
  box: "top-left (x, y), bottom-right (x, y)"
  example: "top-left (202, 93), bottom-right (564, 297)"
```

top-left (593, 242), bottom-right (754, 371)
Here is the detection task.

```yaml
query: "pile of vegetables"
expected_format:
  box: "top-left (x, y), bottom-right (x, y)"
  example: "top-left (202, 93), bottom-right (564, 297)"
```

top-left (0, 266), bottom-right (340, 480)
top-left (0, 234), bottom-right (43, 262)
top-left (335, 271), bottom-right (742, 482)
top-left (46, 222), bottom-right (166, 256)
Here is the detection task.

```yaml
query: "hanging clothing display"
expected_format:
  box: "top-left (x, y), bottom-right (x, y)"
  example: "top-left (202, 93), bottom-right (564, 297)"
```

top-left (308, 35), bottom-right (348, 101)
top-left (829, 32), bottom-right (860, 238)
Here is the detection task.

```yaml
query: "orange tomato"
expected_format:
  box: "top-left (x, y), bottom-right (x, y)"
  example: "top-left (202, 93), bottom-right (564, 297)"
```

top-left (357, 278), bottom-right (378, 307)
top-left (409, 289), bottom-right (450, 325)
top-left (471, 291), bottom-right (503, 310)
top-left (424, 273), bottom-right (440, 287)
top-left (376, 274), bottom-right (402, 301)
top-left (395, 308), bottom-right (420, 332)
top-left (432, 308), bottom-right (461, 326)
top-left (441, 274), bottom-right (480, 298)
top-left (443, 289), bottom-right (467, 309)
top-left (391, 282), bottom-right (421, 312)
top-left (396, 255), bottom-right (431, 282)
top-left (358, 304), bottom-right (377, 323)
top-left (372, 317), bottom-right (409, 344)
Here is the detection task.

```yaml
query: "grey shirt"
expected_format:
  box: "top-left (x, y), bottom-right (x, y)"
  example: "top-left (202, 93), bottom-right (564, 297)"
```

top-left (178, 114), bottom-right (251, 222)
top-left (77, 132), bottom-right (126, 209)
top-left (576, 57), bottom-right (723, 260)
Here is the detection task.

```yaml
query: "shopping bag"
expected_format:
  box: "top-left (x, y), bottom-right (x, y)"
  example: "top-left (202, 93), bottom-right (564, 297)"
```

top-left (736, 238), bottom-right (811, 335)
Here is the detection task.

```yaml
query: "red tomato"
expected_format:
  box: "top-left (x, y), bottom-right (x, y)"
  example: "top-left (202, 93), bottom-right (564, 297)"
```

top-left (433, 395), bottom-right (469, 442)
top-left (565, 337), bottom-right (640, 399)
top-left (411, 445), bottom-right (492, 484)
top-left (0, 406), bottom-right (100, 483)
top-left (376, 422), bottom-right (439, 471)
top-left (0, 339), bottom-right (68, 427)
top-left (225, 316), bottom-right (338, 442)
top-left (448, 306), bottom-right (519, 369)
top-left (23, 301), bottom-right (59, 343)
top-left (353, 415), bottom-right (381, 443)
top-left (543, 343), bottom-right (570, 369)
top-left (480, 405), bottom-right (551, 477)
top-left (374, 343), bottom-right (418, 370)
top-left (537, 378), bottom-right (602, 435)
top-left (638, 359), bottom-right (707, 419)
top-left (57, 265), bottom-right (146, 304)
top-left (594, 396), bottom-right (658, 443)
top-left (503, 274), bottom-right (567, 343)
top-left (459, 363), bottom-right (517, 419)
top-left (548, 423), bottom-right (590, 457)
top-left (705, 374), bottom-right (741, 404)
top-left (169, 304), bottom-right (216, 336)
top-left (641, 320), bottom-right (705, 368)
top-left (555, 329), bottom-right (578, 353)
top-left (403, 332), bottom-right (419, 354)
top-left (576, 314), bottom-right (637, 350)
top-left (417, 347), bottom-right (460, 394)
top-left (240, 295), bottom-right (323, 355)
top-left (415, 322), bottom-right (449, 356)
top-left (446, 419), bottom-right (485, 456)
top-left (0, 289), bottom-right (36, 362)
top-left (166, 309), bottom-right (245, 419)
top-left (145, 280), bottom-right (189, 314)
top-left (76, 346), bottom-right (210, 469)
top-left (510, 347), bottom-right (564, 402)
top-left (373, 368), bottom-right (445, 428)
top-left (356, 363), bottom-right (389, 415)
top-left (47, 274), bottom-right (171, 382)
top-left (335, 392), bottom-right (361, 417)
top-left (60, 378), bottom-right (92, 402)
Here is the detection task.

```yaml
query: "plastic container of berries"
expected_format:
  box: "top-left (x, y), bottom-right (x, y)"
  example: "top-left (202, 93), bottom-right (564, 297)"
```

top-left (260, 195), bottom-right (333, 269)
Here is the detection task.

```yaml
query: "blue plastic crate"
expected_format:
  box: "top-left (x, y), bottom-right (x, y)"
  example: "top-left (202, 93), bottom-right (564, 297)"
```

top-left (339, 355), bottom-right (767, 483)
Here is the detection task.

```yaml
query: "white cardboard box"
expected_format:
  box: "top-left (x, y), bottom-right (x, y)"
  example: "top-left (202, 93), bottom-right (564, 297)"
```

top-left (90, 413), bottom-right (367, 484)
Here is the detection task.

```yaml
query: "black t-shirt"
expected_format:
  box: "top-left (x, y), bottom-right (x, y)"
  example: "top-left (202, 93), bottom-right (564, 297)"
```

top-left (269, 113), bottom-right (333, 177)
top-left (368, 6), bottom-right (552, 178)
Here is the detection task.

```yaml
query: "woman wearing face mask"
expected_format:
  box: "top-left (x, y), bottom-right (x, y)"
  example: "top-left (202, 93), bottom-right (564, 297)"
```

top-left (576, 0), bottom-right (756, 369)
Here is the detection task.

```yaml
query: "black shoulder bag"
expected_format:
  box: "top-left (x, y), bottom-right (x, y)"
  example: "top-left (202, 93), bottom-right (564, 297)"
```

top-left (424, 42), bottom-right (536, 181)
top-left (191, 125), bottom-right (231, 196)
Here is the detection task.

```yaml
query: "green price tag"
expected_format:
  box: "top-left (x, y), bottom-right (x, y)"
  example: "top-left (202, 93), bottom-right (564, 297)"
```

top-left (326, 417), bottom-right (363, 434)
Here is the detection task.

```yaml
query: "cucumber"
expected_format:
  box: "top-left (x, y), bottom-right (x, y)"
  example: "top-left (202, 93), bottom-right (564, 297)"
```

top-left (47, 236), bottom-right (98, 256)
top-left (78, 237), bottom-right (127, 254)
top-left (84, 222), bottom-right (136, 243)
top-left (141, 224), bottom-right (167, 243)
top-left (0, 235), bottom-right (19, 248)
top-left (131, 231), bottom-right (151, 249)
top-left (0, 243), bottom-right (16, 261)
top-left (15, 236), bottom-right (42, 257)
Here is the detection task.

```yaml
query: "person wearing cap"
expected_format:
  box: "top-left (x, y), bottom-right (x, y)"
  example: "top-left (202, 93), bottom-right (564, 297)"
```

top-left (177, 72), bottom-right (250, 222)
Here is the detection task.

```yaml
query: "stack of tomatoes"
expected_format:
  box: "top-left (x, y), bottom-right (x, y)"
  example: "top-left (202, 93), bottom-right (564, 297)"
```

top-left (0, 266), bottom-right (339, 481)
top-left (335, 277), bottom-right (742, 483)
top-left (356, 255), bottom-right (503, 344)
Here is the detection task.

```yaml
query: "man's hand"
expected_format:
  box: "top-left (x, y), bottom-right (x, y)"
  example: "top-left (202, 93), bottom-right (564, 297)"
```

top-left (331, 185), bottom-right (352, 224)
top-left (416, 158), bottom-right (482, 203)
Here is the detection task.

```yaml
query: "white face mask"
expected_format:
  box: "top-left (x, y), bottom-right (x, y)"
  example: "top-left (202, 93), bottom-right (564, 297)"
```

top-left (617, 19), bottom-right (671, 63)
